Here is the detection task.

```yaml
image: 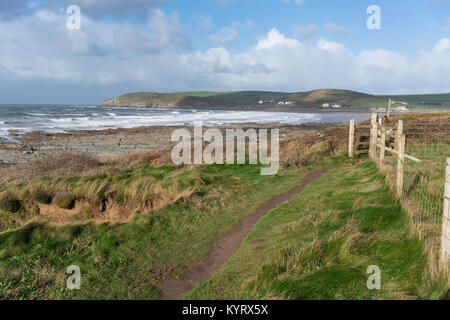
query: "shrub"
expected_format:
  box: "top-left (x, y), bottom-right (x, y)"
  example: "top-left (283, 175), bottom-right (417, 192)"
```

top-left (33, 190), bottom-right (52, 204)
top-left (0, 194), bottom-right (21, 213)
top-left (54, 191), bottom-right (76, 210)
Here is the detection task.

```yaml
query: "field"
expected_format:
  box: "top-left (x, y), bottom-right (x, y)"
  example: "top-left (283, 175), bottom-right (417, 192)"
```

top-left (100, 89), bottom-right (450, 110)
top-left (353, 94), bottom-right (450, 109)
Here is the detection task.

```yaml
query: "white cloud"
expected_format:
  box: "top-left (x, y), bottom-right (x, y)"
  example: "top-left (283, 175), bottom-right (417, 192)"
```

top-left (148, 10), bottom-right (190, 50)
top-left (232, 17), bottom-right (255, 29)
top-left (193, 13), bottom-right (213, 29)
top-left (208, 18), bottom-right (253, 46)
top-left (210, 27), bottom-right (239, 45)
top-left (434, 38), bottom-right (450, 52)
top-left (445, 17), bottom-right (450, 31)
top-left (58, 0), bottom-right (168, 19)
top-left (182, 29), bottom-right (450, 93)
top-left (293, 24), bottom-right (319, 39)
top-left (324, 22), bottom-right (350, 34)
top-left (281, 0), bottom-right (305, 5)
top-left (1, 11), bottom-right (450, 103)
top-left (0, 9), bottom-right (189, 85)
top-left (0, 0), bottom-right (33, 18)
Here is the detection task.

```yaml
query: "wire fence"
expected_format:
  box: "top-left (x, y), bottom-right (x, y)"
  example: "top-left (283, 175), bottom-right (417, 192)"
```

top-left (355, 113), bottom-right (450, 276)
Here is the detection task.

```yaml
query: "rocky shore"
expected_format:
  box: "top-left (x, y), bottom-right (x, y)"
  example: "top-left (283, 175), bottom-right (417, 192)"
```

top-left (0, 122), bottom-right (341, 166)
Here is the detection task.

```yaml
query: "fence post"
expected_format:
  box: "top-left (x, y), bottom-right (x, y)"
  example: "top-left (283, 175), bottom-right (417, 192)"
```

top-left (396, 120), bottom-right (403, 150)
top-left (441, 158), bottom-right (450, 269)
top-left (396, 134), bottom-right (406, 198)
top-left (387, 98), bottom-right (392, 119)
top-left (348, 119), bottom-right (355, 158)
top-left (379, 126), bottom-right (386, 168)
top-left (369, 113), bottom-right (378, 160)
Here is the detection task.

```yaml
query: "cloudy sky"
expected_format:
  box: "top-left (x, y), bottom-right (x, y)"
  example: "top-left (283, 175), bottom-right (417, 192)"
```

top-left (1, 0), bottom-right (450, 104)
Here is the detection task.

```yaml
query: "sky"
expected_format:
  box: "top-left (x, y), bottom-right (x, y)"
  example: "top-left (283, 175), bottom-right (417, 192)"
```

top-left (1, 0), bottom-right (450, 104)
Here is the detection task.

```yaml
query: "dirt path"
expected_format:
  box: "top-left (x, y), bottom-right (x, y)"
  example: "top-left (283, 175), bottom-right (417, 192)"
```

top-left (160, 168), bottom-right (331, 300)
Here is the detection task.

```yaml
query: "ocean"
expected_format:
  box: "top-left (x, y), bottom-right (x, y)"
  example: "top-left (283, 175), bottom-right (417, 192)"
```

top-left (0, 105), bottom-right (362, 142)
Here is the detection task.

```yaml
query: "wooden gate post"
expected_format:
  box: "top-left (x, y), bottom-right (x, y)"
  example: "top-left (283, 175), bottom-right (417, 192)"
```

top-left (387, 98), bottom-right (392, 119)
top-left (441, 158), bottom-right (450, 269)
top-left (396, 134), bottom-right (406, 198)
top-left (379, 126), bottom-right (386, 168)
top-left (369, 113), bottom-right (378, 160)
top-left (396, 120), bottom-right (403, 150)
top-left (349, 119), bottom-right (355, 158)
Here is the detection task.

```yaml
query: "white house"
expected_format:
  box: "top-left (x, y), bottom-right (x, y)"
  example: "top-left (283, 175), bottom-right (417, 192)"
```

top-left (332, 104), bottom-right (342, 109)
top-left (322, 103), bottom-right (330, 108)
top-left (278, 101), bottom-right (285, 105)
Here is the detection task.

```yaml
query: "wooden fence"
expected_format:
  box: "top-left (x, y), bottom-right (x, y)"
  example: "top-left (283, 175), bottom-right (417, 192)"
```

top-left (349, 113), bottom-right (450, 273)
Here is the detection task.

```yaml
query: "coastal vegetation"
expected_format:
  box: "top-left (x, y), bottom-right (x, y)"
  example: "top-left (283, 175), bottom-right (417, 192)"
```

top-left (186, 161), bottom-right (447, 300)
top-left (101, 89), bottom-right (450, 110)
top-left (0, 161), bottom-right (319, 299)
top-left (0, 115), bottom-right (448, 299)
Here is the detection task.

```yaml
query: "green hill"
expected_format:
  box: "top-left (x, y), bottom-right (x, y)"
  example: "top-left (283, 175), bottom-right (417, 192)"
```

top-left (100, 89), bottom-right (450, 110)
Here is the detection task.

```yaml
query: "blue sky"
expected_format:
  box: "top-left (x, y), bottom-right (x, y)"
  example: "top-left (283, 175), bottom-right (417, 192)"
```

top-left (0, 0), bottom-right (450, 104)
top-left (167, 0), bottom-right (449, 54)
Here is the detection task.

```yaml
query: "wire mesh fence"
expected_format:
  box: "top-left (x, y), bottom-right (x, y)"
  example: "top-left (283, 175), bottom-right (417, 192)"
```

top-left (372, 114), bottom-right (450, 275)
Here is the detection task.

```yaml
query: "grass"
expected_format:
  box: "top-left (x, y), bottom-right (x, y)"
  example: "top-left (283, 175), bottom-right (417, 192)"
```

top-left (103, 89), bottom-right (450, 110)
top-left (185, 161), bottom-right (448, 300)
top-left (380, 139), bottom-right (449, 275)
top-left (170, 92), bottom-right (233, 97)
top-left (0, 123), bottom-right (448, 299)
top-left (54, 192), bottom-right (77, 210)
top-left (352, 93), bottom-right (450, 109)
top-left (0, 163), bottom-right (320, 299)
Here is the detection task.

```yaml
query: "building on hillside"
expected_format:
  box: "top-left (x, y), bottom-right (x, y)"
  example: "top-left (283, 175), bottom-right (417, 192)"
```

top-left (332, 104), bottom-right (342, 109)
top-left (322, 103), bottom-right (330, 108)
top-left (393, 106), bottom-right (409, 111)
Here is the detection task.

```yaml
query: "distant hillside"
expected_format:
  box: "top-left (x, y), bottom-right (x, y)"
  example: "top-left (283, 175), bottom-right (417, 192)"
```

top-left (100, 90), bottom-right (450, 110)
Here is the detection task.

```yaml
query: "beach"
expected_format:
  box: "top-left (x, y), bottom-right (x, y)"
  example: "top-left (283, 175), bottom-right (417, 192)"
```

top-left (0, 122), bottom-right (348, 166)
top-left (0, 104), bottom-right (370, 166)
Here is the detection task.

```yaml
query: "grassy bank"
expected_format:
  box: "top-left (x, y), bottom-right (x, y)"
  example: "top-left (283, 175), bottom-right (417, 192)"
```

top-left (186, 161), bottom-right (447, 300)
top-left (0, 162), bottom-right (320, 299)
top-left (0, 126), bottom-right (447, 299)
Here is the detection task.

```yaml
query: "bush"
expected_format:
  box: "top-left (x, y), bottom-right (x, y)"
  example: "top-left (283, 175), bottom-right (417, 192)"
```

top-left (54, 191), bottom-right (76, 210)
top-left (0, 194), bottom-right (21, 213)
top-left (33, 190), bottom-right (52, 204)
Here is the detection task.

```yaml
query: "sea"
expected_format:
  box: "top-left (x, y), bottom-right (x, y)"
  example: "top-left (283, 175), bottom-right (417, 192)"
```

top-left (0, 104), bottom-right (364, 142)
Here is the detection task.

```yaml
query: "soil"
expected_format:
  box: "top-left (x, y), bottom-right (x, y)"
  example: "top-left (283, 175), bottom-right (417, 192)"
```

top-left (159, 168), bottom-right (331, 300)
